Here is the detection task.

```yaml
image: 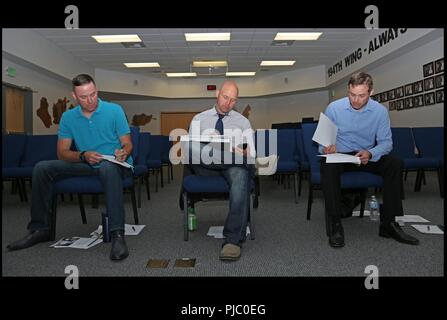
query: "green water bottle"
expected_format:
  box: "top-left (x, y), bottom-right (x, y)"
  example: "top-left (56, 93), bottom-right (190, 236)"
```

top-left (188, 207), bottom-right (197, 231)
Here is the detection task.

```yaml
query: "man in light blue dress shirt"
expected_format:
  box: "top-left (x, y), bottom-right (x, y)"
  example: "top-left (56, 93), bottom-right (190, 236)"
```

top-left (320, 72), bottom-right (419, 248)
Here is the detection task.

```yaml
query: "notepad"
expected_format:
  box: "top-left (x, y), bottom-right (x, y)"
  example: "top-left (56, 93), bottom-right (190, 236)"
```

top-left (101, 154), bottom-right (133, 169)
top-left (318, 153), bottom-right (361, 164)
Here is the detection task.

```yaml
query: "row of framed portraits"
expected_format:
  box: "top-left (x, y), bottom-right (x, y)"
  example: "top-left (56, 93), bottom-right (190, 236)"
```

top-left (371, 73), bottom-right (444, 103)
top-left (388, 89), bottom-right (444, 111)
top-left (423, 58), bottom-right (444, 77)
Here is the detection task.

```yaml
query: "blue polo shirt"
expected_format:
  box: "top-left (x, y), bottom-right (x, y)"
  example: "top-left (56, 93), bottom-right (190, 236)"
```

top-left (58, 99), bottom-right (132, 167)
top-left (319, 97), bottom-right (392, 162)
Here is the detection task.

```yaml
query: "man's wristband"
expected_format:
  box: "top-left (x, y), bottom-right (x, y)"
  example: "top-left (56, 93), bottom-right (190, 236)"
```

top-left (79, 151), bottom-right (86, 162)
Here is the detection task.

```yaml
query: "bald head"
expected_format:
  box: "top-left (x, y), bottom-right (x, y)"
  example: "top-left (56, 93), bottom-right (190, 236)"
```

top-left (215, 80), bottom-right (239, 114)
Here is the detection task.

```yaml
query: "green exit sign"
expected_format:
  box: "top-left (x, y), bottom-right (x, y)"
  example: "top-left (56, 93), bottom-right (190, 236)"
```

top-left (6, 67), bottom-right (16, 77)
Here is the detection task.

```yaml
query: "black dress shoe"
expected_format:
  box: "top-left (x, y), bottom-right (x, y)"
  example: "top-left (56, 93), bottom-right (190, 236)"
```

top-left (110, 230), bottom-right (129, 261)
top-left (329, 218), bottom-right (345, 248)
top-left (7, 229), bottom-right (51, 251)
top-left (379, 222), bottom-right (420, 245)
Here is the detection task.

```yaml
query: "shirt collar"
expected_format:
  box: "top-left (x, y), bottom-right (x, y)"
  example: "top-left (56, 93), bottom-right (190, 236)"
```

top-left (76, 98), bottom-right (103, 118)
top-left (212, 104), bottom-right (232, 117)
top-left (343, 97), bottom-right (373, 112)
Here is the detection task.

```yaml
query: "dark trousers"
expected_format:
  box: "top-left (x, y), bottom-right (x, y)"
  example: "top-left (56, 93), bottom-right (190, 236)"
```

top-left (320, 154), bottom-right (404, 224)
top-left (28, 160), bottom-right (132, 233)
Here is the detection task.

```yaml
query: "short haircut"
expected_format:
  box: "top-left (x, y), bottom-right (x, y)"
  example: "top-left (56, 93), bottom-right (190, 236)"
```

top-left (72, 74), bottom-right (95, 90)
top-left (348, 72), bottom-right (373, 92)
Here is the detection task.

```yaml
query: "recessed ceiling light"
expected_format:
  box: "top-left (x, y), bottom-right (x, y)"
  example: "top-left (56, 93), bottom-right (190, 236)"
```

top-left (185, 33), bottom-right (231, 41)
top-left (124, 62), bottom-right (160, 68)
top-left (274, 32), bottom-right (322, 41)
top-left (226, 72), bottom-right (256, 77)
top-left (192, 61), bottom-right (228, 67)
top-left (260, 61), bottom-right (296, 66)
top-left (166, 72), bottom-right (197, 77)
top-left (92, 34), bottom-right (142, 43)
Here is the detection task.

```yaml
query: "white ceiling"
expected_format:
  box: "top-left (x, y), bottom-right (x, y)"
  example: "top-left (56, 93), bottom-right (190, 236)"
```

top-left (33, 28), bottom-right (373, 78)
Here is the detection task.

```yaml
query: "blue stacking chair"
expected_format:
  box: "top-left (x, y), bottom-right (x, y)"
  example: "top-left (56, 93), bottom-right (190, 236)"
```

top-left (2, 134), bottom-right (28, 201)
top-left (412, 127), bottom-right (444, 197)
top-left (295, 128), bottom-right (309, 197)
top-left (161, 135), bottom-right (174, 184)
top-left (49, 128), bottom-right (140, 241)
top-left (301, 123), bottom-right (383, 229)
top-left (147, 135), bottom-right (163, 192)
top-left (134, 132), bottom-right (151, 206)
top-left (276, 129), bottom-right (300, 203)
top-left (179, 164), bottom-right (258, 241)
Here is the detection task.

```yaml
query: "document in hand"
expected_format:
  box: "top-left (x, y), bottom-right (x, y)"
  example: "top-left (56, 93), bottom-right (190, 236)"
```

top-left (318, 153), bottom-right (361, 164)
top-left (101, 154), bottom-right (133, 169)
top-left (312, 113), bottom-right (338, 147)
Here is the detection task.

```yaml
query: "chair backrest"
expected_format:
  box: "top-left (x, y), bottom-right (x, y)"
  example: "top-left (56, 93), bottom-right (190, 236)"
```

top-left (301, 123), bottom-right (320, 182)
top-left (148, 135), bottom-right (163, 160)
top-left (136, 132), bottom-right (151, 165)
top-left (412, 127), bottom-right (444, 159)
top-left (21, 135), bottom-right (58, 167)
top-left (390, 127), bottom-right (417, 159)
top-left (277, 129), bottom-right (297, 162)
top-left (2, 134), bottom-right (27, 168)
top-left (129, 126), bottom-right (140, 161)
top-left (160, 135), bottom-right (172, 162)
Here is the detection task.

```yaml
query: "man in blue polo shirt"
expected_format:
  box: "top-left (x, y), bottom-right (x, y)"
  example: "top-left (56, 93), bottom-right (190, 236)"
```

top-left (7, 74), bottom-right (133, 261)
top-left (320, 72), bottom-right (419, 248)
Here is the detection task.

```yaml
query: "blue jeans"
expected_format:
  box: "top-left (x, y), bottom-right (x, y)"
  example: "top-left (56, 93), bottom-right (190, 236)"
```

top-left (28, 160), bottom-right (132, 233)
top-left (189, 142), bottom-right (254, 246)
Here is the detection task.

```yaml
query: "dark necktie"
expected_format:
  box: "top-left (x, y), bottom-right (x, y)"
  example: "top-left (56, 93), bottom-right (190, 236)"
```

top-left (215, 113), bottom-right (225, 135)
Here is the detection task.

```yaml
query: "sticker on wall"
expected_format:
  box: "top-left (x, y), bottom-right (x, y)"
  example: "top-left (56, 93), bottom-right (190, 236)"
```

top-left (242, 104), bottom-right (251, 119)
top-left (53, 97), bottom-right (69, 125)
top-left (131, 113), bottom-right (156, 126)
top-left (36, 97), bottom-right (52, 128)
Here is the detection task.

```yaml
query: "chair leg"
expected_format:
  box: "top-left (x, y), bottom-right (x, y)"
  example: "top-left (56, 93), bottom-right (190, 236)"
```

top-left (298, 171), bottom-right (302, 196)
top-left (422, 169), bottom-right (426, 185)
top-left (183, 193), bottom-right (189, 241)
top-left (20, 178), bottom-right (28, 202)
top-left (170, 164), bottom-right (174, 180)
top-left (166, 165), bottom-right (170, 184)
top-left (414, 169), bottom-right (422, 192)
top-left (404, 169), bottom-right (408, 181)
top-left (130, 186), bottom-right (139, 225)
top-left (306, 183), bottom-right (313, 220)
top-left (50, 194), bottom-right (58, 241)
top-left (145, 174), bottom-right (151, 200)
top-left (78, 194), bottom-right (87, 224)
top-left (294, 172), bottom-right (298, 204)
top-left (249, 193), bottom-right (255, 240)
top-left (359, 190), bottom-right (366, 218)
top-left (137, 176), bottom-right (142, 208)
top-left (160, 168), bottom-right (164, 188)
top-left (155, 170), bottom-right (159, 192)
top-left (438, 167), bottom-right (444, 198)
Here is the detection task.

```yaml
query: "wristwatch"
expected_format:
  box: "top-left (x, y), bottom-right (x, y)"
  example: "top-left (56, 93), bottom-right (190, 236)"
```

top-left (79, 151), bottom-right (86, 162)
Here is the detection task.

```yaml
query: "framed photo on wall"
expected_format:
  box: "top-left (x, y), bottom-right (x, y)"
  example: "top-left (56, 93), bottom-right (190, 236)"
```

top-left (413, 80), bottom-right (424, 93)
top-left (387, 89), bottom-right (396, 100)
top-left (424, 92), bottom-right (435, 105)
top-left (435, 58), bottom-right (444, 74)
top-left (395, 86), bottom-right (404, 98)
top-left (404, 97), bottom-right (414, 109)
top-left (424, 77), bottom-right (435, 91)
top-left (396, 99), bottom-right (405, 111)
top-left (435, 73), bottom-right (444, 88)
top-left (414, 94), bottom-right (424, 107)
top-left (435, 89), bottom-right (444, 103)
top-left (389, 101), bottom-right (396, 111)
top-left (423, 61), bottom-right (434, 77)
top-left (380, 92), bottom-right (387, 102)
top-left (404, 83), bottom-right (413, 96)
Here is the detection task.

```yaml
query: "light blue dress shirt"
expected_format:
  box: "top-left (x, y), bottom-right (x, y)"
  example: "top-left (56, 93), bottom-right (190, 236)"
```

top-left (319, 97), bottom-right (392, 162)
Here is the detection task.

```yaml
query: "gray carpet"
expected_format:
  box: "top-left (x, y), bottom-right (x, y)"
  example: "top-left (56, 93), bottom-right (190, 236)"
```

top-left (2, 168), bottom-right (444, 277)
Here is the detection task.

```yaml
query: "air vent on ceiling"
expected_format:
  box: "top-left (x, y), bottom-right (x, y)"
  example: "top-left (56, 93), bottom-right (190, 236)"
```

top-left (271, 40), bottom-right (294, 46)
top-left (121, 42), bottom-right (146, 48)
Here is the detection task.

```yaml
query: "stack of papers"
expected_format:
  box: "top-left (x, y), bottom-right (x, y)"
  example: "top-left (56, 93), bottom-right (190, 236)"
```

top-left (91, 224), bottom-right (145, 236)
top-left (411, 225), bottom-right (444, 234)
top-left (207, 226), bottom-right (250, 239)
top-left (318, 153), bottom-right (360, 164)
top-left (101, 154), bottom-right (133, 169)
top-left (50, 236), bottom-right (102, 249)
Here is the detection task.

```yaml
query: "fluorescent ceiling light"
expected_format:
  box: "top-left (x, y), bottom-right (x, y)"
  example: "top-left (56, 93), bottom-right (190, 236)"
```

top-left (185, 33), bottom-right (231, 41)
top-left (226, 72), bottom-right (256, 77)
top-left (124, 62), bottom-right (160, 68)
top-left (260, 61), bottom-right (296, 66)
top-left (193, 61), bottom-right (228, 67)
top-left (274, 32), bottom-right (322, 41)
top-left (166, 72), bottom-right (197, 77)
top-left (92, 34), bottom-right (142, 43)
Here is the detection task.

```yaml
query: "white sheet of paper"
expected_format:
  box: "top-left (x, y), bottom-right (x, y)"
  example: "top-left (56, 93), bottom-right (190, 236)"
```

top-left (352, 210), bottom-right (370, 216)
top-left (411, 224), bottom-right (443, 234)
top-left (396, 215), bottom-right (430, 223)
top-left (101, 155), bottom-right (133, 169)
top-left (312, 112), bottom-right (338, 147)
top-left (92, 224), bottom-right (145, 236)
top-left (180, 135), bottom-right (231, 143)
top-left (318, 153), bottom-right (361, 164)
top-left (50, 237), bottom-right (102, 249)
top-left (207, 226), bottom-right (250, 238)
